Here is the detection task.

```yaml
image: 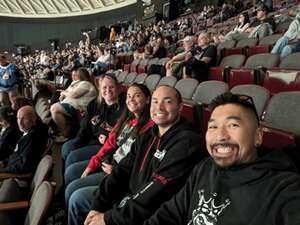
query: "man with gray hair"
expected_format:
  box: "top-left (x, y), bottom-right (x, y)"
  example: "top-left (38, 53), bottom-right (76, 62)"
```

top-left (165, 36), bottom-right (195, 78)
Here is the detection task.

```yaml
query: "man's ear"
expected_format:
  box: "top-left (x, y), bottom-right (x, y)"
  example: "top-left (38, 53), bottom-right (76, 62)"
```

top-left (178, 103), bottom-right (183, 114)
top-left (255, 126), bottom-right (264, 147)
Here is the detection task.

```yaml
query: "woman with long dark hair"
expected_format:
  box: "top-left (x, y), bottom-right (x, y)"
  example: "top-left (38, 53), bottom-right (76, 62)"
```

top-left (65, 83), bottom-right (153, 209)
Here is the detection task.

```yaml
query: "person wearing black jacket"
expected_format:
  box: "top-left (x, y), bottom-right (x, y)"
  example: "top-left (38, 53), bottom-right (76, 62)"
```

top-left (61, 74), bottom-right (125, 166)
top-left (0, 105), bottom-right (48, 174)
top-left (68, 86), bottom-right (205, 225)
top-left (143, 92), bottom-right (300, 225)
top-left (0, 106), bottom-right (22, 160)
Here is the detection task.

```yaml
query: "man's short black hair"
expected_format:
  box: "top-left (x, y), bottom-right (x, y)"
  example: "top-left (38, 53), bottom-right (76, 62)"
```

top-left (209, 92), bottom-right (260, 124)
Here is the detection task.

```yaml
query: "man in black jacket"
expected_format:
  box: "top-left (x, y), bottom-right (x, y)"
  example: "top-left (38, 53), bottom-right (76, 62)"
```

top-left (68, 85), bottom-right (205, 225)
top-left (143, 92), bottom-right (300, 225)
top-left (0, 105), bottom-right (48, 173)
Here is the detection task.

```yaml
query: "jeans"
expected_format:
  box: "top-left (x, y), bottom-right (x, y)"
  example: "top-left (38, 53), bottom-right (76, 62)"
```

top-left (68, 186), bottom-right (98, 225)
top-left (65, 145), bottom-right (101, 170)
top-left (61, 139), bottom-right (82, 161)
top-left (271, 36), bottom-right (289, 55)
top-left (65, 160), bottom-right (89, 187)
top-left (65, 172), bottom-right (105, 206)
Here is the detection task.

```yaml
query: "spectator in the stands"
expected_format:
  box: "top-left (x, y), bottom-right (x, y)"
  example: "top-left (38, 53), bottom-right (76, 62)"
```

top-left (61, 73), bottom-right (125, 166)
top-left (183, 32), bottom-right (217, 82)
top-left (109, 27), bottom-right (116, 43)
top-left (92, 47), bottom-right (110, 72)
top-left (152, 35), bottom-right (167, 59)
top-left (166, 36), bottom-right (195, 79)
top-left (0, 106), bottom-right (22, 161)
top-left (0, 105), bottom-right (48, 174)
top-left (233, 4), bottom-right (275, 40)
top-left (68, 85), bottom-right (204, 225)
top-left (0, 54), bottom-right (22, 106)
top-left (65, 83), bottom-right (153, 208)
top-left (271, 12), bottom-right (300, 58)
top-left (215, 12), bottom-right (250, 43)
top-left (50, 67), bottom-right (96, 140)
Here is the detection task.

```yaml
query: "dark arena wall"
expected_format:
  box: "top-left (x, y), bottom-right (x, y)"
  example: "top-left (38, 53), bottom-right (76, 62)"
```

top-left (0, 3), bottom-right (140, 52)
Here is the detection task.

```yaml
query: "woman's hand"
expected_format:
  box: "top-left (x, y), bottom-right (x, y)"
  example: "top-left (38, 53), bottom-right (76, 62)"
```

top-left (81, 167), bottom-right (92, 178)
top-left (102, 162), bottom-right (113, 174)
top-left (98, 134), bottom-right (107, 144)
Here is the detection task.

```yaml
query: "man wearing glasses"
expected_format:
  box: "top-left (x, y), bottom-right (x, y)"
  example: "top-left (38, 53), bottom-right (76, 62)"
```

top-left (144, 92), bottom-right (300, 225)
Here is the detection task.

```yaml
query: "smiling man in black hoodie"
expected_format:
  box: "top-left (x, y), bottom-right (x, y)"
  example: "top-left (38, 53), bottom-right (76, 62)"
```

top-left (144, 92), bottom-right (300, 225)
top-left (69, 85), bottom-right (204, 225)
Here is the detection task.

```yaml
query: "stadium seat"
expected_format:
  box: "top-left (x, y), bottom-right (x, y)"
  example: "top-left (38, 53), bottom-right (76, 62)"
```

top-left (192, 80), bottom-right (229, 145)
top-left (261, 91), bottom-right (300, 149)
top-left (144, 74), bottom-right (161, 92)
top-left (248, 34), bottom-right (282, 56)
top-left (0, 154), bottom-right (53, 209)
top-left (116, 71), bottom-right (128, 83)
top-left (137, 59), bottom-right (149, 74)
top-left (175, 78), bottom-right (199, 101)
top-left (175, 78), bottom-right (199, 122)
top-left (157, 76), bottom-right (177, 87)
top-left (208, 54), bottom-right (246, 81)
top-left (121, 72), bottom-right (137, 92)
top-left (228, 53), bottom-right (279, 88)
top-left (223, 38), bottom-right (258, 57)
top-left (133, 73), bottom-right (147, 84)
top-left (231, 84), bottom-right (270, 117)
top-left (129, 59), bottom-right (141, 73)
top-left (279, 53), bottom-right (300, 70)
top-left (263, 70), bottom-right (300, 94)
top-left (0, 181), bottom-right (55, 225)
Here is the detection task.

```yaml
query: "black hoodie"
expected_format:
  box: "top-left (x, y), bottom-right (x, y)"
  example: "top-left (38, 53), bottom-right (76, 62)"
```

top-left (90, 117), bottom-right (206, 225)
top-left (144, 145), bottom-right (300, 225)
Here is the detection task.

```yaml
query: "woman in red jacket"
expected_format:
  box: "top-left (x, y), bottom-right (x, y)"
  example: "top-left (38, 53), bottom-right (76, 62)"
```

top-left (65, 83), bottom-right (154, 206)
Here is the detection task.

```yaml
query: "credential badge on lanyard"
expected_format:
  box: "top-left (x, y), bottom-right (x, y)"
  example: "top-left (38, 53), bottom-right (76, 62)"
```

top-left (154, 149), bottom-right (167, 161)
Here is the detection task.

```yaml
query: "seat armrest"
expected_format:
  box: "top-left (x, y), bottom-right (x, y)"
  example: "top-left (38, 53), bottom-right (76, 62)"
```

top-left (0, 173), bottom-right (32, 180)
top-left (0, 201), bottom-right (29, 211)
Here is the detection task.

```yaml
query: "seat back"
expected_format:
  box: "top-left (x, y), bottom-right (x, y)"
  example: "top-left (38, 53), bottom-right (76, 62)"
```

top-left (244, 53), bottom-right (279, 69)
top-left (231, 84), bottom-right (270, 117)
top-left (236, 38), bottom-right (258, 48)
top-left (175, 78), bottom-right (199, 100)
top-left (259, 34), bottom-right (282, 46)
top-left (157, 57), bottom-right (170, 66)
top-left (25, 181), bottom-right (55, 225)
top-left (130, 59), bottom-right (141, 72)
top-left (192, 81), bottom-right (229, 104)
top-left (217, 40), bottom-right (236, 50)
top-left (123, 72), bottom-right (137, 86)
top-left (279, 53), bottom-right (300, 70)
top-left (219, 54), bottom-right (246, 68)
top-left (262, 91), bottom-right (300, 134)
top-left (147, 58), bottom-right (159, 66)
top-left (263, 70), bottom-right (300, 94)
top-left (157, 76), bottom-right (177, 87)
top-left (116, 71), bottom-right (128, 83)
top-left (134, 73), bottom-right (147, 84)
top-left (145, 74), bottom-right (161, 92)
top-left (30, 155), bottom-right (53, 197)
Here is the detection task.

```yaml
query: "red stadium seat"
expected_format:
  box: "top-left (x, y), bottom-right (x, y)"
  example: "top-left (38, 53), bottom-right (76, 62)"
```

top-left (263, 70), bottom-right (300, 94)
